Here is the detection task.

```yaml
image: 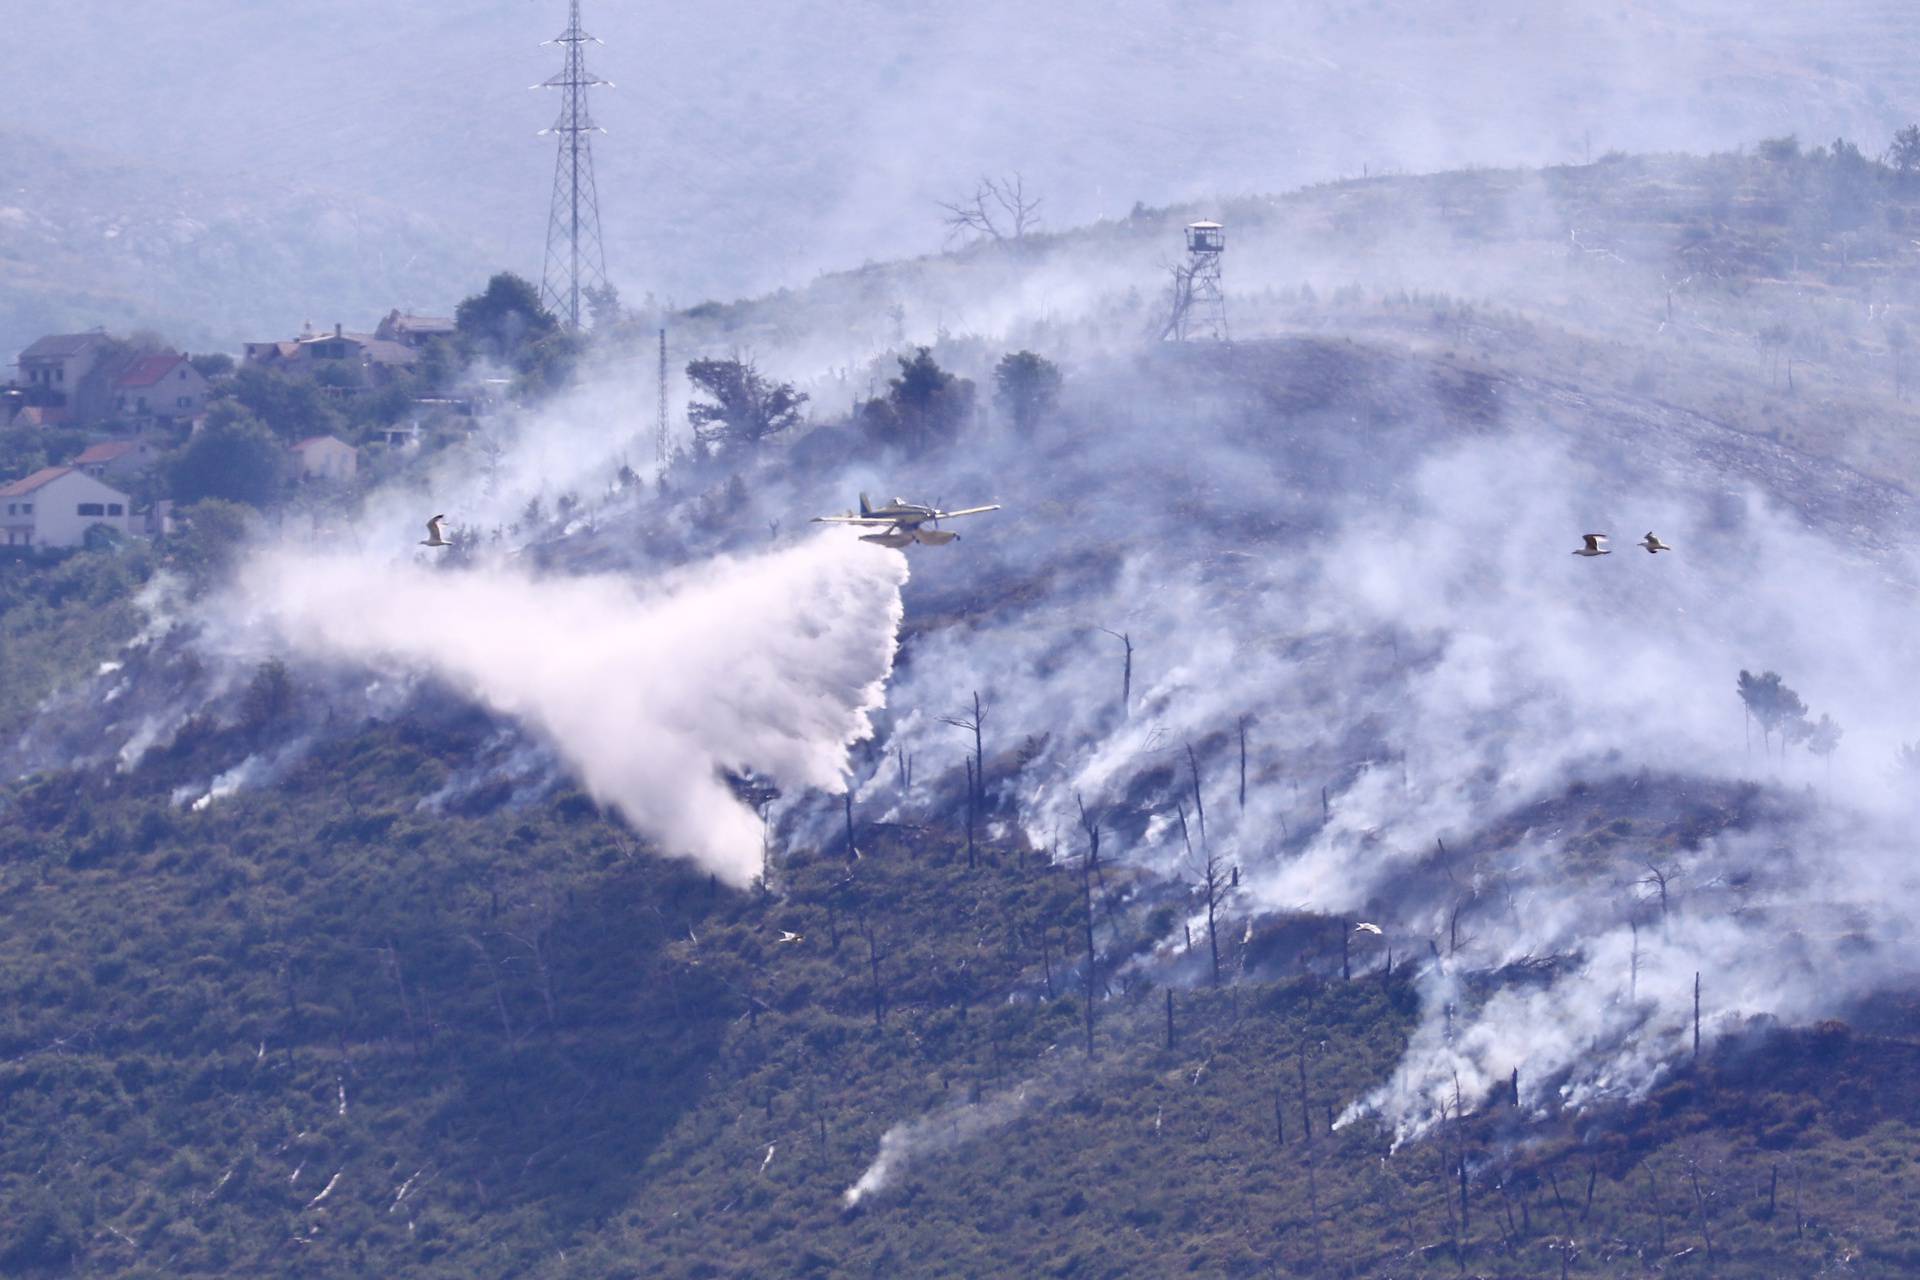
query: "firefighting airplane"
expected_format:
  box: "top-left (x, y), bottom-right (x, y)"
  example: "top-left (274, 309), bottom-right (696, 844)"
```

top-left (811, 494), bottom-right (1002, 547)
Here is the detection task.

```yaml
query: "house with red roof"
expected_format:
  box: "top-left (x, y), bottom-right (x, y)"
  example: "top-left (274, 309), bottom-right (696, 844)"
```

top-left (243, 322), bottom-right (421, 394)
top-left (113, 352), bottom-right (209, 427)
top-left (1, 466), bottom-right (133, 548)
top-left (73, 439), bottom-right (161, 483)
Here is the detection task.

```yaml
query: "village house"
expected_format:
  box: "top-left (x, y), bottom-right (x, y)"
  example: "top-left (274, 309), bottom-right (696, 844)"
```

top-left (14, 332), bottom-right (115, 426)
top-left (73, 439), bottom-right (161, 484)
top-left (375, 310), bottom-right (456, 348)
top-left (0, 466), bottom-right (134, 548)
top-left (244, 322), bottom-right (419, 393)
top-left (290, 434), bottom-right (358, 482)
top-left (113, 352), bottom-right (209, 427)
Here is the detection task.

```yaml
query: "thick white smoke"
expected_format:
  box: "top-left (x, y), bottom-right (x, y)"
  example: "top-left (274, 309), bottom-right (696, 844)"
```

top-left (229, 531), bottom-right (908, 885)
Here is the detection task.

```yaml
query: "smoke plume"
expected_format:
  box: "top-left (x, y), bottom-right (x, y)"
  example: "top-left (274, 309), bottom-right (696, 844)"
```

top-left (228, 531), bottom-right (908, 885)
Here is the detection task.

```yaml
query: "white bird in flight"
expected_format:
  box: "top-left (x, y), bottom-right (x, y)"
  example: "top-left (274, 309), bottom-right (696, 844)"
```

top-left (1572, 533), bottom-right (1610, 557)
top-left (1353, 922), bottom-right (1384, 935)
top-left (1638, 531), bottom-right (1672, 554)
top-left (776, 930), bottom-right (803, 944)
top-left (419, 515), bottom-right (450, 547)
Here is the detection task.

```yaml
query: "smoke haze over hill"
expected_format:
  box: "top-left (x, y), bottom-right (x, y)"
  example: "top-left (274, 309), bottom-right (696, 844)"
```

top-left (11, 2), bottom-right (1920, 354)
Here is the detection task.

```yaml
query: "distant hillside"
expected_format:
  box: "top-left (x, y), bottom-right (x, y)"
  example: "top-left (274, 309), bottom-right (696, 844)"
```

top-left (9, 144), bottom-right (1920, 1277)
top-left (11, 1), bottom-right (1920, 344)
top-left (0, 132), bottom-right (489, 362)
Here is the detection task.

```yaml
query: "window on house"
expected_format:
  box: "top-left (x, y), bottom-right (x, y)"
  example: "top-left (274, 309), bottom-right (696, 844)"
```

top-left (5, 503), bottom-right (13, 515)
top-left (78, 503), bottom-right (105, 517)
top-left (107, 503), bottom-right (124, 516)
top-left (21, 503), bottom-right (31, 514)
top-left (55, 368), bottom-right (64, 382)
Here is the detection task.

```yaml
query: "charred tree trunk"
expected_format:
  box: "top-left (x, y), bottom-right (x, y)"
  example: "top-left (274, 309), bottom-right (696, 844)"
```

top-left (1186, 743), bottom-right (1208, 849)
top-left (1297, 1041), bottom-right (1313, 1146)
top-left (1204, 848), bottom-right (1222, 988)
top-left (1077, 794), bottom-right (1100, 1059)
top-left (1689, 1159), bottom-right (1715, 1265)
top-left (964, 757), bottom-right (977, 870)
top-left (1099, 629), bottom-right (1133, 720)
top-left (1693, 971), bottom-right (1702, 1064)
top-left (864, 915), bottom-right (885, 1029)
top-left (1237, 716), bottom-right (1249, 809)
top-left (1081, 867), bottom-right (1096, 1058)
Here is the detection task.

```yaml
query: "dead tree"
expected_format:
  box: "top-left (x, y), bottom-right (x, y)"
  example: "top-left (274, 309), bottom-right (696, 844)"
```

top-left (1175, 800), bottom-right (1222, 987)
top-left (940, 692), bottom-right (988, 864)
top-left (1692, 971), bottom-right (1702, 1063)
top-left (1296, 1039), bottom-right (1314, 1146)
top-left (1185, 743), bottom-right (1209, 849)
top-left (937, 173), bottom-right (1043, 245)
top-left (1098, 628), bottom-right (1133, 719)
top-left (939, 691), bottom-right (987, 784)
top-left (1688, 1157), bottom-right (1715, 1265)
top-left (1076, 793), bottom-right (1101, 1059)
top-left (964, 758), bottom-right (977, 870)
top-left (465, 933), bottom-right (517, 1048)
top-left (863, 913), bottom-right (885, 1029)
top-left (1642, 859), bottom-right (1674, 919)
top-left (1237, 716), bottom-right (1250, 809)
top-left (1202, 831), bottom-right (1223, 988)
top-left (383, 938), bottom-right (421, 1055)
top-left (843, 791), bottom-right (857, 863)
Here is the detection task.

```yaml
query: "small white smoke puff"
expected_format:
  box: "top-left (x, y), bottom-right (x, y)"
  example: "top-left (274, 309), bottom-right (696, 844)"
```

top-left (843, 1085), bottom-right (1033, 1207)
top-left (233, 531), bottom-right (907, 885)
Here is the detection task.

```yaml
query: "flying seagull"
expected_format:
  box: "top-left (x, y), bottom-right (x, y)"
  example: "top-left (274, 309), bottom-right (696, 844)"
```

top-left (1638, 532), bottom-right (1672, 554)
top-left (1353, 922), bottom-right (1384, 935)
top-left (419, 515), bottom-right (450, 548)
top-left (1572, 533), bottom-right (1610, 557)
top-left (776, 930), bottom-right (804, 944)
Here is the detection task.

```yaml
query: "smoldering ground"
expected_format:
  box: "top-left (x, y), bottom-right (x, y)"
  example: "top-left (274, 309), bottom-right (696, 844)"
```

top-left (803, 332), bottom-right (1920, 1147)
top-left (21, 146), bottom-right (1920, 1163)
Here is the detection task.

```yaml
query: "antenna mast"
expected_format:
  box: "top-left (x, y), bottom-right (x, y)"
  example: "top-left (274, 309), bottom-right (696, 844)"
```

top-left (537, 0), bottom-right (611, 330)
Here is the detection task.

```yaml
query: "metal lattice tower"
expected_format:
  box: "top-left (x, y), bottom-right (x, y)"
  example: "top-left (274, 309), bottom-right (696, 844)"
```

top-left (1161, 221), bottom-right (1228, 342)
top-left (537, 0), bottom-right (611, 330)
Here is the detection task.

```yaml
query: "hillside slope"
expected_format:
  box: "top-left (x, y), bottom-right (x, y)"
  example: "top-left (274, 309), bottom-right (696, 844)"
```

top-left (9, 150), bottom-right (1920, 1276)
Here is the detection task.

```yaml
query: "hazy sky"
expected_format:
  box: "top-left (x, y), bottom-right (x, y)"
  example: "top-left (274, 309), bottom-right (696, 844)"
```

top-left (6, 1), bottom-right (1920, 326)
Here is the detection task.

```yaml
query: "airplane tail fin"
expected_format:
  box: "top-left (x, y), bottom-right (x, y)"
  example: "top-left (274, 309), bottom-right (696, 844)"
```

top-left (859, 493), bottom-right (872, 517)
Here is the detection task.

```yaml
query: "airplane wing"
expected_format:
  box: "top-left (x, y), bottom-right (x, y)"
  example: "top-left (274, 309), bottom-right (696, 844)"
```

top-left (931, 505), bottom-right (1002, 520)
top-left (811, 514), bottom-right (897, 526)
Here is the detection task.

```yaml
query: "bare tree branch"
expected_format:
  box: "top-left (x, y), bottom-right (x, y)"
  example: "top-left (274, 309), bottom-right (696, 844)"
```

top-left (938, 174), bottom-right (1043, 245)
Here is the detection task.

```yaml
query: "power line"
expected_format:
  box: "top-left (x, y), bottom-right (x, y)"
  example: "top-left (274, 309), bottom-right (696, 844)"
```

top-left (536, 0), bottom-right (610, 330)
